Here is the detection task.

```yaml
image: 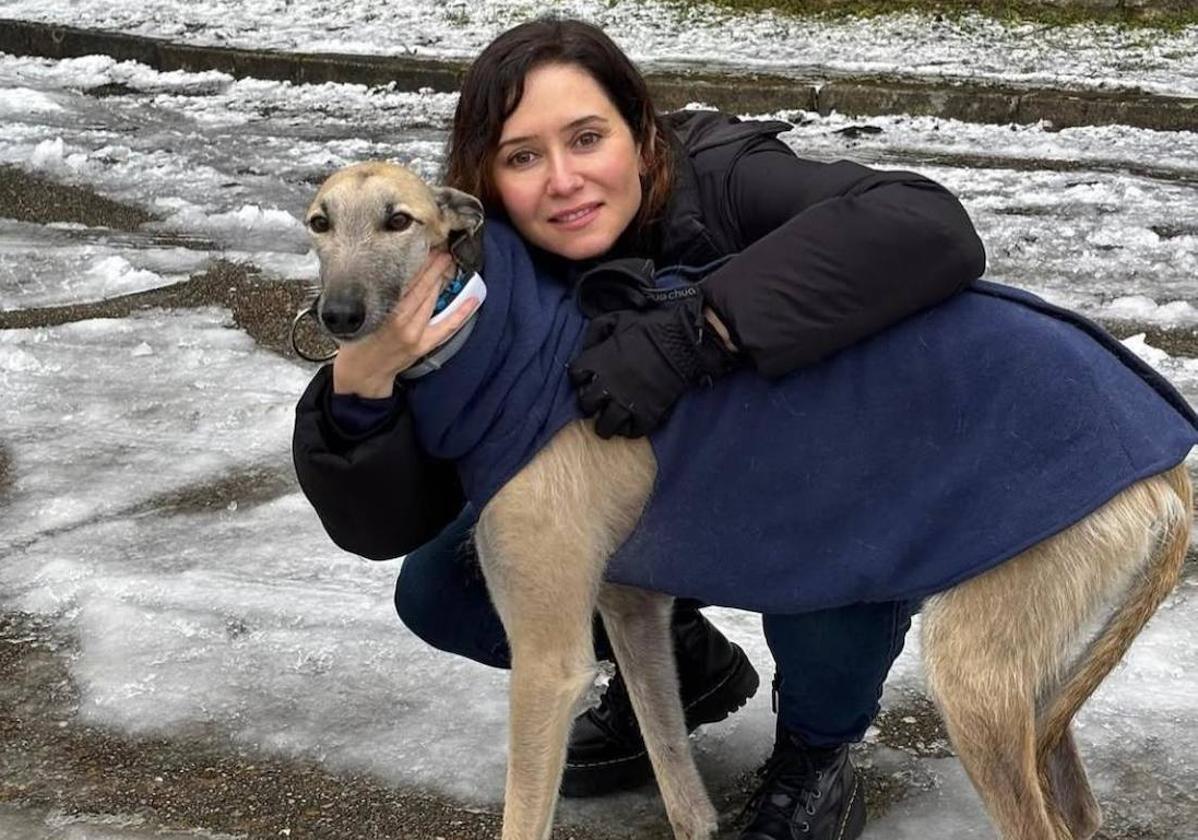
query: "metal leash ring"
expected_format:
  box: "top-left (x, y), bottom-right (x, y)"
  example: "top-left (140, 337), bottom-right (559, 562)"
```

top-left (290, 305), bottom-right (338, 363)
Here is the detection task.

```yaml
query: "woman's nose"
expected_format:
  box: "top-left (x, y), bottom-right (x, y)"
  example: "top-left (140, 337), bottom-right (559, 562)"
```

top-left (546, 153), bottom-right (583, 196)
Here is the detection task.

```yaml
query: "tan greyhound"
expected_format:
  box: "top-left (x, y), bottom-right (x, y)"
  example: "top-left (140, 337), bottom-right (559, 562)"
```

top-left (302, 161), bottom-right (1193, 840)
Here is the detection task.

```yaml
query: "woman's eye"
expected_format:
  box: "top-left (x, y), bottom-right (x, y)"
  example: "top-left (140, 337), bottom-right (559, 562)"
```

top-left (507, 150), bottom-right (536, 168)
top-left (575, 131), bottom-right (602, 148)
top-left (386, 212), bottom-right (413, 232)
top-left (308, 215), bottom-right (330, 233)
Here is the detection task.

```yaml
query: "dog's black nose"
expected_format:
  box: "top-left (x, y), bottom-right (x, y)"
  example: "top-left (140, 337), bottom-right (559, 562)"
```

top-left (319, 295), bottom-right (366, 337)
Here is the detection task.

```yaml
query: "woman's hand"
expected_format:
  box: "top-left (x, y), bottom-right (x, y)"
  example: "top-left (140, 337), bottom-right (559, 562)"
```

top-left (568, 298), bottom-right (740, 439)
top-left (331, 251), bottom-right (478, 398)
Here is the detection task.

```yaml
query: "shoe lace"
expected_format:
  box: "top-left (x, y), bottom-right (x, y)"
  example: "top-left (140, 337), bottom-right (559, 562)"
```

top-left (737, 746), bottom-right (826, 834)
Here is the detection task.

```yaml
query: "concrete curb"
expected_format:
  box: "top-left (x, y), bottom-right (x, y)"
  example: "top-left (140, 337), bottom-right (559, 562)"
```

top-left (2, 18), bottom-right (1196, 131)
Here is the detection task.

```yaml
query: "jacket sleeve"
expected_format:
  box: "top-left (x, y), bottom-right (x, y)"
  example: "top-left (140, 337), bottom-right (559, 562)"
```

top-left (702, 140), bottom-right (987, 377)
top-left (292, 365), bottom-right (466, 560)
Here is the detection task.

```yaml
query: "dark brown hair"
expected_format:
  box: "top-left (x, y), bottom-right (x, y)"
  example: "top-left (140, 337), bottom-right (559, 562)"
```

top-left (444, 17), bottom-right (675, 240)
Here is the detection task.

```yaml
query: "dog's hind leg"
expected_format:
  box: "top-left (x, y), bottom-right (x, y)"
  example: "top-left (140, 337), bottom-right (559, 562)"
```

top-left (1032, 463), bottom-right (1191, 840)
top-left (921, 617), bottom-right (1061, 839)
top-left (1039, 727), bottom-right (1101, 840)
top-left (923, 465), bottom-right (1191, 840)
top-left (921, 532), bottom-right (1085, 838)
top-left (599, 584), bottom-right (719, 840)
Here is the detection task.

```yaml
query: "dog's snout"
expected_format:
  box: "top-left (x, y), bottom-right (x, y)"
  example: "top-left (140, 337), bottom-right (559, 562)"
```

top-left (318, 291), bottom-right (367, 338)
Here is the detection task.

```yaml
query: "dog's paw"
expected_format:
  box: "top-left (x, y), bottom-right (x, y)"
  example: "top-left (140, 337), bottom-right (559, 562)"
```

top-left (669, 804), bottom-right (719, 840)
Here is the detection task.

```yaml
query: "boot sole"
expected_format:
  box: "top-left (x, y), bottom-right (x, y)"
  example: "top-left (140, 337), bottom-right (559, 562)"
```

top-left (560, 643), bottom-right (760, 799)
top-left (839, 777), bottom-right (868, 840)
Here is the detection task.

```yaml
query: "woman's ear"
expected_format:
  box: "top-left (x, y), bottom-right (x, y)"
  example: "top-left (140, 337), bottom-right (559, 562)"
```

top-left (435, 186), bottom-right (485, 235)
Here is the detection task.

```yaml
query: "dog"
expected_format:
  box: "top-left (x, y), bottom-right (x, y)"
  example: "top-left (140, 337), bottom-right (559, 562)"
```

top-left (301, 161), bottom-right (1193, 840)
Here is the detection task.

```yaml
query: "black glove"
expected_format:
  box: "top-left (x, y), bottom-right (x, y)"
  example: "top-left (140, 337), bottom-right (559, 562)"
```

top-left (567, 290), bottom-right (738, 439)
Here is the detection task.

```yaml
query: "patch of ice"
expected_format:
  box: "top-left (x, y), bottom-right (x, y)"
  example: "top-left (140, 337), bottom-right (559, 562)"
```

top-left (224, 249), bottom-right (319, 280)
top-left (84, 255), bottom-right (166, 297)
top-left (0, 345), bottom-right (52, 373)
top-left (1123, 332), bottom-right (1172, 366)
top-left (148, 201), bottom-right (308, 253)
top-left (0, 221), bottom-right (203, 310)
top-left (1106, 296), bottom-right (1198, 326)
top-left (30, 136), bottom-right (67, 169)
top-left (0, 308), bottom-right (311, 550)
top-left (0, 803), bottom-right (243, 839)
top-left (0, 87), bottom-right (64, 114)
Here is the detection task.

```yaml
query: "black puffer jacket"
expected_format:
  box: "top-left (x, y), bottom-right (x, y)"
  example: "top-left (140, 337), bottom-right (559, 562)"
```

top-left (292, 110), bottom-right (986, 559)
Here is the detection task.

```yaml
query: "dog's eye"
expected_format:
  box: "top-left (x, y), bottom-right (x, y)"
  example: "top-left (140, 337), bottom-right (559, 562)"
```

top-left (308, 215), bottom-right (330, 233)
top-left (386, 212), bottom-right (413, 232)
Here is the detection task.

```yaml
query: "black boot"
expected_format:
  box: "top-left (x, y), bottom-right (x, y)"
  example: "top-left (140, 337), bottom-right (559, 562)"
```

top-left (738, 723), bottom-right (866, 840)
top-left (560, 604), bottom-right (759, 798)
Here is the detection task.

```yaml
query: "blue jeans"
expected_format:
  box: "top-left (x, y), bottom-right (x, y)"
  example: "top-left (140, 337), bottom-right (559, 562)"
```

top-left (395, 505), bottom-right (915, 747)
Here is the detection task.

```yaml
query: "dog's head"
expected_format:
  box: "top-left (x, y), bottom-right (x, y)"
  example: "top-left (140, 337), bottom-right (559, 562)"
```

top-left (305, 161), bottom-right (483, 341)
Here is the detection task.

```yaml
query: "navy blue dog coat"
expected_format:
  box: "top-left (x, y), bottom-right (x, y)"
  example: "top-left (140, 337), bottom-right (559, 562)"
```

top-left (405, 222), bottom-right (1198, 614)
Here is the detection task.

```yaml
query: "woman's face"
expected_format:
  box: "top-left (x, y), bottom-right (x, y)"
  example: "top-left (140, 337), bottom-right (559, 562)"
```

top-left (491, 62), bottom-right (644, 261)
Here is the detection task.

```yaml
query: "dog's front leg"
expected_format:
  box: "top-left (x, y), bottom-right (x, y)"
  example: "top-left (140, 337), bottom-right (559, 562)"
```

top-left (475, 493), bottom-right (604, 840)
top-left (503, 636), bottom-right (596, 840)
top-left (472, 421), bottom-right (657, 839)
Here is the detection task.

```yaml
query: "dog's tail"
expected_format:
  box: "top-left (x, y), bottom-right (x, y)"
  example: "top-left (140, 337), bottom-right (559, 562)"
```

top-left (1035, 462), bottom-right (1192, 760)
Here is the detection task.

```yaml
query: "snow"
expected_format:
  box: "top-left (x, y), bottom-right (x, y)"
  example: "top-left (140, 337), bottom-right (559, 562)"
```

top-left (4, 53), bottom-right (1198, 321)
top-left (1106, 296), bottom-right (1198, 326)
top-left (4, 0), bottom-right (1198, 96)
top-left (1, 24), bottom-right (1197, 837)
top-left (1, 318), bottom-right (1195, 831)
top-left (0, 219), bottom-right (220, 311)
top-left (0, 86), bottom-right (63, 113)
top-left (146, 200), bottom-right (308, 253)
top-left (0, 310), bottom-right (310, 550)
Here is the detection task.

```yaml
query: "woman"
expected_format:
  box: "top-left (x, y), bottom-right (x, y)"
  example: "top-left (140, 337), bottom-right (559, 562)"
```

top-left (293, 18), bottom-right (985, 840)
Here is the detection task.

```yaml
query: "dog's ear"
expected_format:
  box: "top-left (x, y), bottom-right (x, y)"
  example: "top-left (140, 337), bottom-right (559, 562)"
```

top-left (435, 187), bottom-right (485, 275)
top-left (435, 187), bottom-right (484, 235)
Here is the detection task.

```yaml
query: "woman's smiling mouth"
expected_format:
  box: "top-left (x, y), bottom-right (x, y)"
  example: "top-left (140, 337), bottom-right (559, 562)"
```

top-left (550, 203), bottom-right (602, 229)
